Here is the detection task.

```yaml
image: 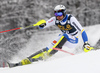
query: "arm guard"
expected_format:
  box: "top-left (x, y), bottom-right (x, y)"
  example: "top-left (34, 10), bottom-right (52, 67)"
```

top-left (81, 30), bottom-right (88, 43)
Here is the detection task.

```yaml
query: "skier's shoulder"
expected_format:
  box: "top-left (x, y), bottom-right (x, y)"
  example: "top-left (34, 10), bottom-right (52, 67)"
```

top-left (49, 16), bottom-right (56, 20)
top-left (67, 14), bottom-right (77, 21)
top-left (67, 14), bottom-right (75, 20)
top-left (47, 16), bottom-right (56, 23)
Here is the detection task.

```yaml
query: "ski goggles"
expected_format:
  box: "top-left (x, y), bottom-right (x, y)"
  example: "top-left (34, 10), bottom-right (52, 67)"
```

top-left (54, 12), bottom-right (63, 16)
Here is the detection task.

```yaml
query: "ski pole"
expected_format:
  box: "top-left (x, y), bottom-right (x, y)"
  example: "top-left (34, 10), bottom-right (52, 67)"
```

top-left (0, 19), bottom-right (46, 33)
top-left (0, 24), bottom-right (34, 33)
top-left (53, 48), bottom-right (74, 55)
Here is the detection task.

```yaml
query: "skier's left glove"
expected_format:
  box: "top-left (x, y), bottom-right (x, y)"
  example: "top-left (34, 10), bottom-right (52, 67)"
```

top-left (83, 42), bottom-right (94, 52)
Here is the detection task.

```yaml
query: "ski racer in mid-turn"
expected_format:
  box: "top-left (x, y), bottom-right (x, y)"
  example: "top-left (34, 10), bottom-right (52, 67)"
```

top-left (8, 5), bottom-right (94, 68)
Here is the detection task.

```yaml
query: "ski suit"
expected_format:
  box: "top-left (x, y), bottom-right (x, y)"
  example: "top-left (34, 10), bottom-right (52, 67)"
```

top-left (39, 14), bottom-right (88, 50)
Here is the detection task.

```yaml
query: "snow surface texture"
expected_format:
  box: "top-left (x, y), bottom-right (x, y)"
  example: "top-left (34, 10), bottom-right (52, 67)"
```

top-left (0, 24), bottom-right (100, 73)
top-left (1, 50), bottom-right (100, 73)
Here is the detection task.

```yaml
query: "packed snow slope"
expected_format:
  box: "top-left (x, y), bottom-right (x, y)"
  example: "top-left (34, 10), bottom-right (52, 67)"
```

top-left (1, 50), bottom-right (100, 73)
top-left (0, 24), bottom-right (100, 73)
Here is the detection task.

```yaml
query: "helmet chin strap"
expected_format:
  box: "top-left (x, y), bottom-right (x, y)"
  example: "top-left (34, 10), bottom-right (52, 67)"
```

top-left (61, 15), bottom-right (66, 21)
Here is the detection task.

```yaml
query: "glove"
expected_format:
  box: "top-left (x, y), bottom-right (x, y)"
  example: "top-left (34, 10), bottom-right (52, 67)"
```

top-left (83, 42), bottom-right (94, 52)
top-left (33, 19), bottom-right (46, 26)
top-left (39, 23), bottom-right (46, 28)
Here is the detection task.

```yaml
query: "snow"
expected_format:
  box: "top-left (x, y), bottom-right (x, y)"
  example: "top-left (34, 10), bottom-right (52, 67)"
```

top-left (0, 24), bottom-right (100, 73)
top-left (1, 50), bottom-right (100, 73)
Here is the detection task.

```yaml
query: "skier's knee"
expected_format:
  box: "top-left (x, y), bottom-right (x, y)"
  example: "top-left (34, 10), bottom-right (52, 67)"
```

top-left (63, 33), bottom-right (69, 39)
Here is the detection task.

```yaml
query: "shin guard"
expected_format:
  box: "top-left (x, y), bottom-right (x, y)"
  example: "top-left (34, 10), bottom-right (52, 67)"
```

top-left (49, 36), bottom-right (67, 55)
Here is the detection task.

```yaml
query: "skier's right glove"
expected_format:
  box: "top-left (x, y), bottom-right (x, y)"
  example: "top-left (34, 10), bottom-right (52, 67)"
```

top-left (83, 42), bottom-right (94, 52)
top-left (33, 19), bottom-right (46, 27)
top-left (39, 23), bottom-right (46, 28)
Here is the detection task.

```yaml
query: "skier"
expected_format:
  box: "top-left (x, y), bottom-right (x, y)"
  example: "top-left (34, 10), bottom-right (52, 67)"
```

top-left (8, 5), bottom-right (94, 67)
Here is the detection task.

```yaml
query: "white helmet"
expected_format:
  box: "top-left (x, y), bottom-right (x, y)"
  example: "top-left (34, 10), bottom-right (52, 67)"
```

top-left (54, 5), bottom-right (66, 11)
top-left (54, 5), bottom-right (66, 17)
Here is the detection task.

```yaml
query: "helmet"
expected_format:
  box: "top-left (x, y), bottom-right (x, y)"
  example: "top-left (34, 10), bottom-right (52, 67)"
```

top-left (54, 5), bottom-right (66, 17)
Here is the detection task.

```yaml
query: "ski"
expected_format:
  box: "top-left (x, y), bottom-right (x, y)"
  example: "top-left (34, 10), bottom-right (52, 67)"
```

top-left (6, 62), bottom-right (22, 68)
